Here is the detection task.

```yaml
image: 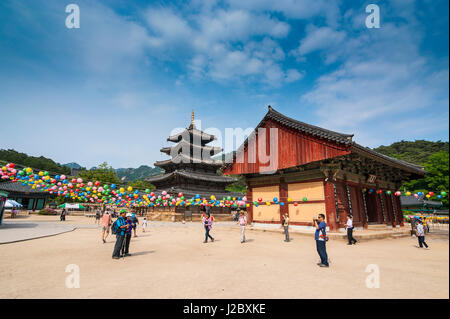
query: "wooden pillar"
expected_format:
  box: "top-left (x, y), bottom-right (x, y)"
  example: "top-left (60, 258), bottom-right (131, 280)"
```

top-left (323, 181), bottom-right (338, 232)
top-left (374, 191), bottom-right (383, 224)
top-left (246, 186), bottom-right (253, 224)
top-left (335, 181), bottom-right (350, 229)
top-left (279, 178), bottom-right (288, 221)
top-left (394, 195), bottom-right (404, 226)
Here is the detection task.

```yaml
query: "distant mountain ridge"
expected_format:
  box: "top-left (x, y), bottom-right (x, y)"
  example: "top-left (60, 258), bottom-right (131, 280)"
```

top-left (62, 162), bottom-right (83, 169)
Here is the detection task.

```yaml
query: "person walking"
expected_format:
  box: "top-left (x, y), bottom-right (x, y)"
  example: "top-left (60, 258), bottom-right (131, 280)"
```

top-left (238, 210), bottom-right (247, 243)
top-left (142, 217), bottom-right (148, 233)
top-left (122, 213), bottom-right (135, 256)
top-left (95, 209), bottom-right (101, 225)
top-left (101, 210), bottom-right (112, 243)
top-left (416, 220), bottom-right (429, 249)
top-left (60, 208), bottom-right (66, 222)
top-left (314, 214), bottom-right (329, 267)
top-left (132, 213), bottom-right (139, 237)
top-left (112, 210), bottom-right (128, 259)
top-left (346, 215), bottom-right (357, 245)
top-left (203, 213), bottom-right (214, 243)
top-left (282, 213), bottom-right (290, 242)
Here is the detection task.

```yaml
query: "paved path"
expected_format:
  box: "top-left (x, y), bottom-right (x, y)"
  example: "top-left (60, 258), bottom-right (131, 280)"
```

top-left (0, 221), bottom-right (77, 244)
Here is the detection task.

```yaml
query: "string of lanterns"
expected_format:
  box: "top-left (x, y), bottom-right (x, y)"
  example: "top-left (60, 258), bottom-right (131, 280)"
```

top-left (1, 163), bottom-right (448, 208)
top-left (362, 188), bottom-right (447, 200)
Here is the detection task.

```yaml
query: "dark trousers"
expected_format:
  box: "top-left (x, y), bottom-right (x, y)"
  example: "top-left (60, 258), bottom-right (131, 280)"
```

top-left (205, 226), bottom-right (214, 242)
top-left (316, 240), bottom-right (329, 266)
top-left (418, 236), bottom-right (428, 248)
top-left (122, 233), bottom-right (131, 254)
top-left (113, 234), bottom-right (125, 257)
top-left (284, 226), bottom-right (290, 241)
top-left (347, 228), bottom-right (357, 244)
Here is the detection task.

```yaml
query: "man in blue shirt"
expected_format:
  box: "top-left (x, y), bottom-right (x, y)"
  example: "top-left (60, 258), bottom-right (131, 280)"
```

top-left (112, 210), bottom-right (128, 259)
top-left (314, 214), bottom-right (329, 267)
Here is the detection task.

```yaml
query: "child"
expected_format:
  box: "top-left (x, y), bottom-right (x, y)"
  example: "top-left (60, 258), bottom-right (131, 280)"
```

top-left (142, 217), bottom-right (148, 233)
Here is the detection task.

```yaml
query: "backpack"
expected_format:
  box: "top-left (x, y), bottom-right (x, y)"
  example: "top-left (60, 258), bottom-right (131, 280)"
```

top-left (111, 219), bottom-right (121, 235)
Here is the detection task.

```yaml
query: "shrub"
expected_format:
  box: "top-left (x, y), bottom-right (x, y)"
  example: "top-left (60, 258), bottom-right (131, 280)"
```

top-left (38, 208), bottom-right (57, 215)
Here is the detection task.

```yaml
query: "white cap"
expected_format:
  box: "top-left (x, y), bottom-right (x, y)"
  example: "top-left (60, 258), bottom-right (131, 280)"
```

top-left (126, 213), bottom-right (132, 217)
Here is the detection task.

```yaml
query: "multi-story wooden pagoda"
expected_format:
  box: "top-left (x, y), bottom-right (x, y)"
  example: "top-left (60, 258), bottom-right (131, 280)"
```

top-left (146, 111), bottom-right (243, 207)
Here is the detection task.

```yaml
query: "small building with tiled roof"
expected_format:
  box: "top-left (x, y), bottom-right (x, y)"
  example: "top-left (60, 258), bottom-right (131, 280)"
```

top-left (222, 106), bottom-right (426, 231)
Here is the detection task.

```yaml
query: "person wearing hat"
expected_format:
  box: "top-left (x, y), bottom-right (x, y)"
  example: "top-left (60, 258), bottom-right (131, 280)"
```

top-left (112, 210), bottom-right (129, 259)
top-left (122, 213), bottom-right (135, 256)
top-left (238, 209), bottom-right (247, 243)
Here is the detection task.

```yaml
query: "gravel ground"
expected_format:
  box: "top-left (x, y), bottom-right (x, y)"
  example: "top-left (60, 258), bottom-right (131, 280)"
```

top-left (0, 215), bottom-right (448, 299)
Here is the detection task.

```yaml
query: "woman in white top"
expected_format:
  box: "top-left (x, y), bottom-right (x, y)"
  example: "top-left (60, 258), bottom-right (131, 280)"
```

top-left (238, 210), bottom-right (247, 243)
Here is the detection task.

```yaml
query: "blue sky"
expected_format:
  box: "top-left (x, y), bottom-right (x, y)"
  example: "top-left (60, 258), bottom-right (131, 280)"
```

top-left (0, 0), bottom-right (448, 168)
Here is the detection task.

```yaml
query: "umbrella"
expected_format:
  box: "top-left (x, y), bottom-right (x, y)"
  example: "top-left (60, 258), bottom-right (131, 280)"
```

top-left (58, 203), bottom-right (86, 210)
top-left (5, 200), bottom-right (23, 208)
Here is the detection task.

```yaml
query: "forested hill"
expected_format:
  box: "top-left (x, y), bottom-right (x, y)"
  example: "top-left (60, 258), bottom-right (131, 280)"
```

top-left (0, 149), bottom-right (71, 175)
top-left (115, 166), bottom-right (163, 182)
top-left (373, 140), bottom-right (449, 166)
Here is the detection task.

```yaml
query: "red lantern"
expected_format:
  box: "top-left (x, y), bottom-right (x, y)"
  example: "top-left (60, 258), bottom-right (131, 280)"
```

top-left (258, 197), bottom-right (262, 202)
top-left (293, 202), bottom-right (298, 207)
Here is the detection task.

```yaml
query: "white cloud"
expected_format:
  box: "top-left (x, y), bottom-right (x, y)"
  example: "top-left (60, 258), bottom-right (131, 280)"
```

top-left (141, 5), bottom-right (300, 86)
top-left (299, 7), bottom-right (449, 146)
top-left (296, 26), bottom-right (346, 56)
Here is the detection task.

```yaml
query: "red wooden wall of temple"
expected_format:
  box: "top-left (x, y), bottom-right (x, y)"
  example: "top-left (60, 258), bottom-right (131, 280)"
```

top-left (223, 119), bottom-right (351, 175)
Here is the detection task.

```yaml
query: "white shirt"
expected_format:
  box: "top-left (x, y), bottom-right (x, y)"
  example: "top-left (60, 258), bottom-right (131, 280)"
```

top-left (346, 219), bottom-right (353, 229)
top-left (416, 224), bottom-right (424, 236)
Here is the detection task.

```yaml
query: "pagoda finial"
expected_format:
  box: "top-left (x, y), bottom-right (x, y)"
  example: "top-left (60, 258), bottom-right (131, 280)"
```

top-left (191, 110), bottom-right (194, 125)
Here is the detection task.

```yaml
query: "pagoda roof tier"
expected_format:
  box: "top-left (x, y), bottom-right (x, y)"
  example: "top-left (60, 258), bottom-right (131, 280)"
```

top-left (167, 126), bottom-right (216, 143)
top-left (154, 153), bottom-right (224, 169)
top-left (146, 169), bottom-right (237, 184)
top-left (154, 187), bottom-right (244, 200)
top-left (160, 140), bottom-right (222, 156)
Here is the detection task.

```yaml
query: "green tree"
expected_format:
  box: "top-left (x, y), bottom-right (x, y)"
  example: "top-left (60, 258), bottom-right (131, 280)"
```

top-left (126, 179), bottom-right (155, 191)
top-left (78, 162), bottom-right (120, 184)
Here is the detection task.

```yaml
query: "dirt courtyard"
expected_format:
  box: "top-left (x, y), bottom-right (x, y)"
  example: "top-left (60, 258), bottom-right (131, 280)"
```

top-left (0, 215), bottom-right (448, 299)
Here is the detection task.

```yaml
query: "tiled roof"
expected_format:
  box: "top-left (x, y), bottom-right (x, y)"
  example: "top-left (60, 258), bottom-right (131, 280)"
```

top-left (146, 169), bottom-right (237, 184)
top-left (351, 144), bottom-right (426, 176)
top-left (264, 106), bottom-right (354, 144)
top-left (155, 153), bottom-right (224, 168)
top-left (223, 106), bottom-right (426, 176)
top-left (160, 140), bottom-right (222, 156)
top-left (0, 181), bottom-right (51, 197)
top-left (156, 187), bottom-right (244, 199)
top-left (167, 126), bottom-right (216, 143)
top-left (400, 195), bottom-right (443, 207)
